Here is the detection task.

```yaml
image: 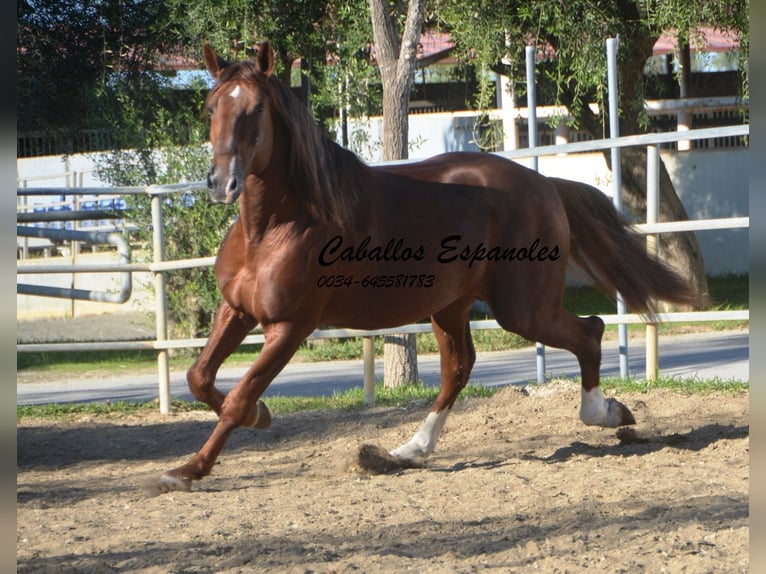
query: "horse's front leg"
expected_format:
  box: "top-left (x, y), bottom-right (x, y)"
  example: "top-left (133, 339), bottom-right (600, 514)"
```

top-left (389, 304), bottom-right (475, 465)
top-left (186, 302), bottom-right (258, 417)
top-left (161, 322), bottom-right (309, 491)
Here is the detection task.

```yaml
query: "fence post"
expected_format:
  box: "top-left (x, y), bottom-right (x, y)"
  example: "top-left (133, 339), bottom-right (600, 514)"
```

top-left (20, 181), bottom-right (29, 259)
top-left (646, 145), bottom-right (660, 380)
top-left (607, 37), bottom-right (629, 379)
top-left (363, 336), bottom-right (376, 406)
top-left (151, 192), bottom-right (171, 414)
top-left (526, 44), bottom-right (546, 385)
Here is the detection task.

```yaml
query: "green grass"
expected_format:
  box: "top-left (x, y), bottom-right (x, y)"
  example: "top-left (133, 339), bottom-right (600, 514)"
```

top-left (17, 400), bottom-right (158, 418)
top-left (707, 273), bottom-right (749, 309)
top-left (580, 375), bottom-right (747, 395)
top-left (17, 376), bottom-right (747, 421)
top-left (16, 381), bottom-right (496, 420)
top-left (17, 350), bottom-right (158, 373)
top-left (17, 274), bottom-right (748, 374)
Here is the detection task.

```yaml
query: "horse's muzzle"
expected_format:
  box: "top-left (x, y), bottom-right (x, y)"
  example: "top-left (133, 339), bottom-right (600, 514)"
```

top-left (207, 158), bottom-right (243, 204)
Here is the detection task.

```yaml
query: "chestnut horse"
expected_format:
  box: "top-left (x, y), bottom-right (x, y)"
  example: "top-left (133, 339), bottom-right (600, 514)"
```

top-left (159, 42), bottom-right (698, 491)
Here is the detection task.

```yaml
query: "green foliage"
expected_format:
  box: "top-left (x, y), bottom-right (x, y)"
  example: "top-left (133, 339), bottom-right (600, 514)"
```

top-left (162, 0), bottom-right (260, 62)
top-left (17, 400), bottom-right (159, 419)
top-left (19, 0), bottom-right (748, 143)
top-left (164, 0), bottom-right (378, 125)
top-left (153, 191), bottom-right (235, 339)
top-left (125, 185), bottom-right (234, 340)
top-left (17, 0), bottom-right (187, 137)
top-left (434, 0), bottom-right (749, 134)
top-left (707, 273), bottom-right (749, 310)
top-left (94, 74), bottom-right (232, 339)
top-left (313, 1), bottom-right (381, 134)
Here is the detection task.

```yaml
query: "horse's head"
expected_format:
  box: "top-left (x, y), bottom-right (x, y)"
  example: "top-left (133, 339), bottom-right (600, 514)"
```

top-left (202, 42), bottom-right (277, 204)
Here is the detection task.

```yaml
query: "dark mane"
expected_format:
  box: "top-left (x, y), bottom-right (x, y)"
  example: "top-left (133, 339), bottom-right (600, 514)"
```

top-left (213, 61), bottom-right (372, 227)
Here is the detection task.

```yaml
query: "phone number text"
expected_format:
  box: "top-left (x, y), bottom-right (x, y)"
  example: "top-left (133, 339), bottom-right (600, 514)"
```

top-left (316, 274), bottom-right (436, 288)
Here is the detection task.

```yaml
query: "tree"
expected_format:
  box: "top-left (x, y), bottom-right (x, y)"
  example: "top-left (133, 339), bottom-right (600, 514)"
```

top-left (159, 0), bottom-right (384, 142)
top-left (436, 0), bottom-right (749, 305)
top-left (369, 0), bottom-right (424, 159)
top-left (17, 0), bottom-right (182, 140)
top-left (369, 0), bottom-right (426, 387)
top-left (94, 98), bottom-right (220, 340)
top-left (17, 0), bottom-right (378, 340)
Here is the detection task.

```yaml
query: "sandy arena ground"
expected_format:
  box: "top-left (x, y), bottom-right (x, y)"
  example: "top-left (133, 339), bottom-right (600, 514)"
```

top-left (17, 381), bottom-right (748, 573)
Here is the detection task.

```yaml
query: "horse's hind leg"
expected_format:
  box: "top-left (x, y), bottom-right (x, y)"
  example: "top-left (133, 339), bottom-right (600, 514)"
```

top-left (501, 307), bottom-right (635, 428)
top-left (390, 299), bottom-right (476, 465)
top-left (537, 308), bottom-right (636, 428)
top-left (569, 314), bottom-right (635, 427)
top-left (186, 302), bottom-right (270, 426)
top-left (539, 312), bottom-right (635, 427)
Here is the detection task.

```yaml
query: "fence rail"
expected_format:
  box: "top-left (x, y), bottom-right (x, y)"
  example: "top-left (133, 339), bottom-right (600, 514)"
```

top-left (17, 124), bottom-right (750, 412)
top-left (17, 309), bottom-right (749, 355)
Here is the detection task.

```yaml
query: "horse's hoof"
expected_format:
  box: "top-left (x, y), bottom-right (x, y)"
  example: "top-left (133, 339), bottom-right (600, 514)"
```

top-left (158, 474), bottom-right (192, 493)
top-left (606, 398), bottom-right (636, 427)
top-left (356, 444), bottom-right (425, 474)
top-left (243, 400), bottom-right (272, 429)
top-left (619, 402), bottom-right (636, 426)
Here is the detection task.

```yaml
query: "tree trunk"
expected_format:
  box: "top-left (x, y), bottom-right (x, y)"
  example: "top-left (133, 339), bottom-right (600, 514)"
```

top-left (369, 0), bottom-right (423, 160)
top-left (369, 0), bottom-right (424, 388)
top-left (380, 77), bottom-right (411, 159)
top-left (383, 333), bottom-right (419, 387)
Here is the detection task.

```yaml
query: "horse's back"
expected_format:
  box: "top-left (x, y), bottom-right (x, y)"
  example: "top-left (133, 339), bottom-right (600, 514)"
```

top-left (375, 152), bottom-right (565, 238)
top-left (380, 151), bottom-right (549, 191)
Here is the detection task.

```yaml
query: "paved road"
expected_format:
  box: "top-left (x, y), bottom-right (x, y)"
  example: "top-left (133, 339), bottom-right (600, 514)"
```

top-left (16, 330), bottom-right (748, 406)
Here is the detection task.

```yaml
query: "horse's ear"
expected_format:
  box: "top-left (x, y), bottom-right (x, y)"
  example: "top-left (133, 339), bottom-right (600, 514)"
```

top-left (255, 42), bottom-right (275, 77)
top-left (203, 44), bottom-right (229, 79)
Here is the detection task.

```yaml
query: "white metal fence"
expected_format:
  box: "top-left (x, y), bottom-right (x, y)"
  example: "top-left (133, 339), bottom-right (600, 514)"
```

top-left (16, 124), bottom-right (749, 413)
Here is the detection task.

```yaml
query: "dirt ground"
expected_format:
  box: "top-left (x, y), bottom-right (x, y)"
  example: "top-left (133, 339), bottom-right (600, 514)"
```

top-left (17, 381), bottom-right (748, 573)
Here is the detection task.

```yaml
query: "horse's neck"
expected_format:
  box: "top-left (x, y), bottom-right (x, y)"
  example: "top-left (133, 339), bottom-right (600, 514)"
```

top-left (238, 131), bottom-right (373, 242)
top-left (237, 176), bottom-right (305, 244)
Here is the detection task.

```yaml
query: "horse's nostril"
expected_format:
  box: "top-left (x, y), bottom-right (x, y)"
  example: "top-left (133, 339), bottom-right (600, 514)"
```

top-left (225, 176), bottom-right (238, 196)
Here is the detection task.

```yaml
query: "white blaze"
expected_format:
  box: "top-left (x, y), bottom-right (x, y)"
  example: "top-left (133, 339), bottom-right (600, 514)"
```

top-left (229, 85), bottom-right (241, 98)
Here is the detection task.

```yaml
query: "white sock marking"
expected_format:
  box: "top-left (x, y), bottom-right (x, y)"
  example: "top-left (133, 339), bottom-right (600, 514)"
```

top-left (580, 386), bottom-right (608, 425)
top-left (580, 386), bottom-right (625, 427)
top-left (390, 410), bottom-right (449, 462)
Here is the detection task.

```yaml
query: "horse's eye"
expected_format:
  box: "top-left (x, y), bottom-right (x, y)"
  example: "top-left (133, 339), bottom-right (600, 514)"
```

top-left (254, 103), bottom-right (265, 114)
